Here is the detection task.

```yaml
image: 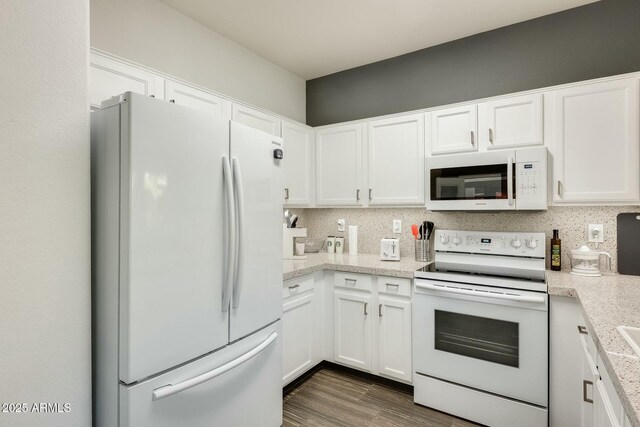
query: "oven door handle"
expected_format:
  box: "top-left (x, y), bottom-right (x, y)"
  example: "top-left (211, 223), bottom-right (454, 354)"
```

top-left (415, 282), bottom-right (545, 303)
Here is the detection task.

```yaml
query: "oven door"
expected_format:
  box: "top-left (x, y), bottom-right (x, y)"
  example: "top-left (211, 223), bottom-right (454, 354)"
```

top-left (413, 279), bottom-right (548, 406)
top-left (427, 150), bottom-right (515, 211)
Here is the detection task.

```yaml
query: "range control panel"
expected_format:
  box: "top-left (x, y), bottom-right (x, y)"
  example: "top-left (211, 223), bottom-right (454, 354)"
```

top-left (434, 229), bottom-right (546, 258)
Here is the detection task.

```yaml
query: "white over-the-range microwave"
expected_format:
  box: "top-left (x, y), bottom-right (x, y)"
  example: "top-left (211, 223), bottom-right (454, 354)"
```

top-left (426, 147), bottom-right (548, 211)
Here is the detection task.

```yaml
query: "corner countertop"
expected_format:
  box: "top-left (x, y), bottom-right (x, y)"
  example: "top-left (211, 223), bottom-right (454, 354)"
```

top-left (547, 271), bottom-right (640, 427)
top-left (283, 252), bottom-right (431, 281)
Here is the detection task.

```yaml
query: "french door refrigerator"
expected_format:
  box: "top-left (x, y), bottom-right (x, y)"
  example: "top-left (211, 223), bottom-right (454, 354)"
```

top-left (91, 93), bottom-right (283, 427)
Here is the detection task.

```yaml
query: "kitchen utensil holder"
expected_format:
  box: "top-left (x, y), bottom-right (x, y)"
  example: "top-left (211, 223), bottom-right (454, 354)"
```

top-left (415, 240), bottom-right (430, 262)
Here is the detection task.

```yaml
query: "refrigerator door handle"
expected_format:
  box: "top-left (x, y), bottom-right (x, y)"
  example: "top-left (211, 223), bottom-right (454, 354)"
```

top-left (222, 156), bottom-right (235, 312)
top-left (151, 332), bottom-right (278, 401)
top-left (231, 158), bottom-right (245, 309)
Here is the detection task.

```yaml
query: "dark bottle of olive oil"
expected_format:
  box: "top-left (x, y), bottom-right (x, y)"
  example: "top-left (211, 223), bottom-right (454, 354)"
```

top-left (550, 229), bottom-right (562, 271)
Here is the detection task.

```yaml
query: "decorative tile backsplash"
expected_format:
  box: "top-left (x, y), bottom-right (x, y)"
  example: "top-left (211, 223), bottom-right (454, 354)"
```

top-left (290, 206), bottom-right (640, 272)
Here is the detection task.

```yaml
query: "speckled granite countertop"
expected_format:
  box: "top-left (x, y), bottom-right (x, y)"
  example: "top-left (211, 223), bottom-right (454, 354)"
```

top-left (548, 271), bottom-right (640, 427)
top-left (283, 253), bottom-right (431, 281)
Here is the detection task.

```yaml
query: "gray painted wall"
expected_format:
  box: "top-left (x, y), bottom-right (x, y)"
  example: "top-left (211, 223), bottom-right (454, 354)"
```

top-left (306, 0), bottom-right (640, 126)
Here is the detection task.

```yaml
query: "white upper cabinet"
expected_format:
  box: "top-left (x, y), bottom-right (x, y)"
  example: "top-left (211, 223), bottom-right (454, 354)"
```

top-left (90, 52), bottom-right (164, 109)
top-left (367, 114), bottom-right (425, 206)
top-left (165, 80), bottom-right (231, 119)
top-left (315, 124), bottom-right (363, 206)
top-left (232, 104), bottom-right (281, 137)
top-left (549, 78), bottom-right (639, 205)
top-left (427, 104), bottom-right (478, 155)
top-left (478, 93), bottom-right (544, 149)
top-left (282, 121), bottom-right (315, 207)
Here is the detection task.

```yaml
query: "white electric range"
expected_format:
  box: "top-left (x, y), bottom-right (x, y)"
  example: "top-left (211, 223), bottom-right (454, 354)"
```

top-left (413, 229), bottom-right (548, 427)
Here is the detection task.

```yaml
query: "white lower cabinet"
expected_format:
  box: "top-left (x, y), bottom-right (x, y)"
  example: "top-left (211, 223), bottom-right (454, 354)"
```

top-left (332, 274), bottom-right (413, 383)
top-left (334, 290), bottom-right (373, 371)
top-left (377, 295), bottom-right (412, 382)
top-left (282, 275), bottom-right (321, 386)
top-left (550, 296), bottom-right (630, 427)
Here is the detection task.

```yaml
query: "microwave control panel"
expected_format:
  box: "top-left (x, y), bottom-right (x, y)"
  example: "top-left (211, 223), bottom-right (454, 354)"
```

top-left (516, 161), bottom-right (541, 200)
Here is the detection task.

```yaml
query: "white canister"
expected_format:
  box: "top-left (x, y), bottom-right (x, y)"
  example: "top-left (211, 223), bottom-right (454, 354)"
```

top-left (348, 225), bottom-right (358, 256)
top-left (326, 236), bottom-right (336, 254)
top-left (335, 237), bottom-right (344, 254)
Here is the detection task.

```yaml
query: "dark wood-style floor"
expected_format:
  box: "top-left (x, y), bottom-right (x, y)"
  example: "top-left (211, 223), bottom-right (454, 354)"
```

top-left (283, 368), bottom-right (481, 427)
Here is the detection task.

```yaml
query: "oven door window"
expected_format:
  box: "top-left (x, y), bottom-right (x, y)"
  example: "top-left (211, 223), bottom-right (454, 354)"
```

top-left (430, 163), bottom-right (513, 201)
top-left (434, 310), bottom-right (519, 368)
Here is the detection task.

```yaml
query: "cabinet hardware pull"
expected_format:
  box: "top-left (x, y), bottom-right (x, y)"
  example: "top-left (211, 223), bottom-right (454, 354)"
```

top-left (386, 283), bottom-right (399, 290)
top-left (583, 380), bottom-right (593, 403)
top-left (578, 325), bottom-right (588, 335)
top-left (489, 128), bottom-right (494, 144)
top-left (364, 302), bottom-right (368, 316)
top-left (149, 95), bottom-right (155, 98)
top-left (369, 188), bottom-right (372, 200)
top-left (284, 188), bottom-right (289, 200)
top-left (470, 130), bottom-right (475, 147)
top-left (344, 278), bottom-right (356, 286)
top-left (378, 304), bottom-right (382, 317)
top-left (288, 284), bottom-right (300, 290)
top-left (557, 181), bottom-right (562, 197)
top-left (169, 99), bottom-right (175, 103)
top-left (356, 189), bottom-right (360, 201)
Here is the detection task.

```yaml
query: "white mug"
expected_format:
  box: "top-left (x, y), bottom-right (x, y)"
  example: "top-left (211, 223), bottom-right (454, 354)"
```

top-left (326, 236), bottom-right (336, 254)
top-left (335, 237), bottom-right (344, 254)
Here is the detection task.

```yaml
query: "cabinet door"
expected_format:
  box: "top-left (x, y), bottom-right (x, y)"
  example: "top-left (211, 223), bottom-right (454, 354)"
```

top-left (594, 380), bottom-right (623, 427)
top-left (428, 104), bottom-right (478, 155)
top-left (377, 296), bottom-right (412, 382)
top-left (232, 104), bottom-right (281, 137)
top-left (316, 124), bottom-right (363, 206)
top-left (90, 51), bottom-right (164, 109)
top-left (165, 80), bottom-right (231, 118)
top-left (334, 290), bottom-right (372, 371)
top-left (367, 114), bottom-right (425, 206)
top-left (480, 93), bottom-right (543, 149)
top-left (282, 121), bottom-right (314, 206)
top-left (551, 79), bottom-right (639, 204)
top-left (282, 293), bottom-right (315, 385)
top-left (580, 331), bottom-right (599, 427)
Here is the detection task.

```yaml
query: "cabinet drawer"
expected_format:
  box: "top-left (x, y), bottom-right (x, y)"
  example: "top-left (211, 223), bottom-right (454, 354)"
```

top-left (334, 272), bottom-right (372, 292)
top-left (377, 277), bottom-right (411, 297)
top-left (283, 275), bottom-right (314, 299)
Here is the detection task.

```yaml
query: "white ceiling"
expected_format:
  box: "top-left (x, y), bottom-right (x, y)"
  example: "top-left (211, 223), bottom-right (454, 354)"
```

top-left (159, 0), bottom-right (598, 80)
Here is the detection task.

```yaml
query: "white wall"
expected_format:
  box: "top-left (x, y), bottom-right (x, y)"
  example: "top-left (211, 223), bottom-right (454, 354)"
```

top-left (0, 1), bottom-right (91, 426)
top-left (90, 0), bottom-right (307, 123)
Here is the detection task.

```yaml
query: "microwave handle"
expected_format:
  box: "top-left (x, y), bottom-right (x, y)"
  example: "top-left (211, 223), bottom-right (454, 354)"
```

top-left (507, 156), bottom-right (514, 206)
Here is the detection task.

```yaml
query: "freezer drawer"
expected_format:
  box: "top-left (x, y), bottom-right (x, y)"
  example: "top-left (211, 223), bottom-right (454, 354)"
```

top-left (119, 321), bottom-right (282, 427)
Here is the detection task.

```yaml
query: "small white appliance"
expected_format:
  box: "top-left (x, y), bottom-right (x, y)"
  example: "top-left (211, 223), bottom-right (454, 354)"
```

top-left (569, 245), bottom-right (612, 277)
top-left (92, 93), bottom-right (283, 427)
top-left (413, 229), bottom-right (548, 427)
top-left (426, 147), bottom-right (548, 211)
top-left (380, 238), bottom-right (400, 261)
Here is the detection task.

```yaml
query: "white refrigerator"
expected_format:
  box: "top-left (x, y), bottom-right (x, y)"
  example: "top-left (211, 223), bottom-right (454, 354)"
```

top-left (91, 92), bottom-right (283, 426)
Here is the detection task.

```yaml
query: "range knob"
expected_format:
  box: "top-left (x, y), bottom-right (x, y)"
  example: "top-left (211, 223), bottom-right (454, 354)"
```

top-left (440, 235), bottom-right (450, 245)
top-left (526, 239), bottom-right (538, 249)
top-left (511, 238), bottom-right (522, 249)
top-left (453, 236), bottom-right (462, 246)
